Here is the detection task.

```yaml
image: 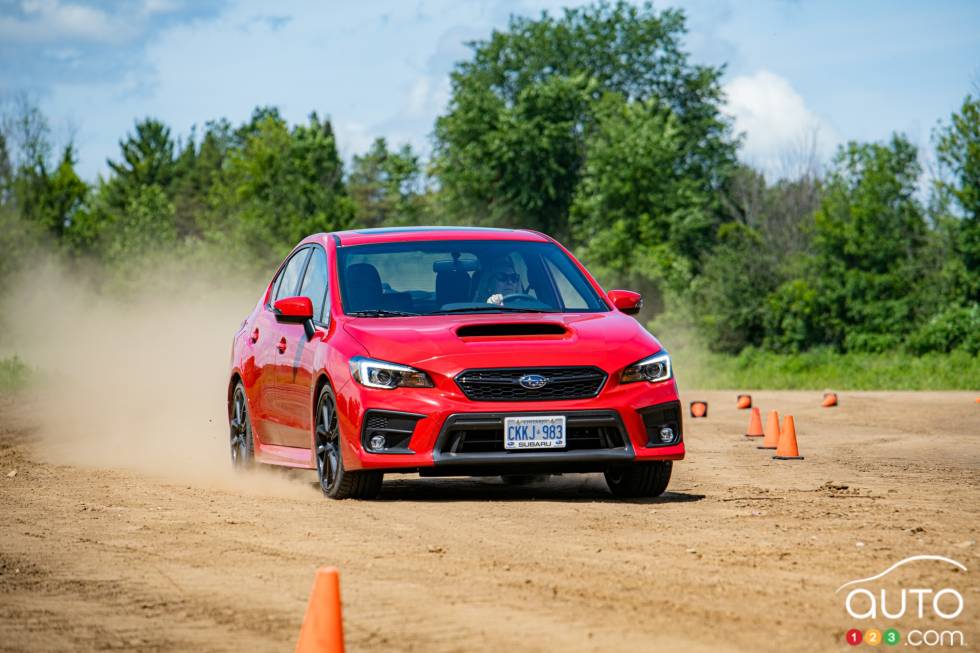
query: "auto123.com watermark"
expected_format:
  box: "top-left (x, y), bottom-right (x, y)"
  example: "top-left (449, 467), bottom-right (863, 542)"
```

top-left (837, 555), bottom-right (969, 647)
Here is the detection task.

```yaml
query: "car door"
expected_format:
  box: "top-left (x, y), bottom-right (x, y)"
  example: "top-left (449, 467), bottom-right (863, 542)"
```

top-left (260, 246), bottom-right (311, 446)
top-left (275, 245), bottom-right (329, 448)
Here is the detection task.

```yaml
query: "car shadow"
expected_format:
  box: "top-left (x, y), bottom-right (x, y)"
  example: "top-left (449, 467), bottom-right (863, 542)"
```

top-left (360, 473), bottom-right (706, 504)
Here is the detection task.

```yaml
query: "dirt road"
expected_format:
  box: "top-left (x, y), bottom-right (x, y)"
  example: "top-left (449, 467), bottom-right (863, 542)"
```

top-left (1, 390), bottom-right (977, 652)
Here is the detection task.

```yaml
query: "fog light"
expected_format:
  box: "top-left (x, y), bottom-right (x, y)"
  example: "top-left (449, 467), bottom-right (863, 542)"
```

top-left (369, 434), bottom-right (386, 450)
top-left (659, 427), bottom-right (674, 443)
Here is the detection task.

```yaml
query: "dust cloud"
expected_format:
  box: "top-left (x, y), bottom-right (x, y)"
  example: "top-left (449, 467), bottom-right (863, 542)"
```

top-left (0, 258), bottom-right (316, 499)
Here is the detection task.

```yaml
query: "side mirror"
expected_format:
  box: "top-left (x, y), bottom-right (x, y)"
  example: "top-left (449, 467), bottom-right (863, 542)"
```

top-left (274, 296), bottom-right (316, 339)
top-left (274, 296), bottom-right (314, 322)
top-left (607, 289), bottom-right (643, 315)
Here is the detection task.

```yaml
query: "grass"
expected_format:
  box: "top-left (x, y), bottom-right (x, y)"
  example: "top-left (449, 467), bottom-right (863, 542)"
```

top-left (649, 315), bottom-right (980, 391)
top-left (0, 355), bottom-right (31, 392)
top-left (671, 347), bottom-right (980, 391)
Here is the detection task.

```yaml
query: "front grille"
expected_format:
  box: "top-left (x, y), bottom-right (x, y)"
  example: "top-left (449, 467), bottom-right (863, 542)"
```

top-left (436, 411), bottom-right (628, 455)
top-left (455, 367), bottom-right (606, 402)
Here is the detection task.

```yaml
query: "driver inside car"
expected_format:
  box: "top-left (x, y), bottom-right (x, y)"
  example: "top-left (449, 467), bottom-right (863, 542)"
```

top-left (482, 257), bottom-right (522, 305)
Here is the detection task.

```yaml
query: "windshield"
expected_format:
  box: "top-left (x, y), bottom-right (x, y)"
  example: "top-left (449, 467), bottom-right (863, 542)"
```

top-left (337, 239), bottom-right (609, 316)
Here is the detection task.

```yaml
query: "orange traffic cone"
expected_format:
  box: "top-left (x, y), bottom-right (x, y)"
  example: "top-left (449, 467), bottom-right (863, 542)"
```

top-left (744, 407), bottom-right (764, 438)
top-left (295, 567), bottom-right (345, 653)
top-left (690, 401), bottom-right (708, 418)
top-left (736, 394), bottom-right (752, 409)
top-left (773, 415), bottom-right (804, 460)
top-left (758, 410), bottom-right (780, 450)
top-left (822, 392), bottom-right (838, 407)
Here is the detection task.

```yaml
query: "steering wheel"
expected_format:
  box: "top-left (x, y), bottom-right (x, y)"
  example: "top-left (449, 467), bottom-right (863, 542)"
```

top-left (500, 293), bottom-right (540, 304)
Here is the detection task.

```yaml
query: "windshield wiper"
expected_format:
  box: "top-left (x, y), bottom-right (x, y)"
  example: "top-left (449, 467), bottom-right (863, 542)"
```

top-left (347, 309), bottom-right (420, 317)
top-left (430, 306), bottom-right (555, 314)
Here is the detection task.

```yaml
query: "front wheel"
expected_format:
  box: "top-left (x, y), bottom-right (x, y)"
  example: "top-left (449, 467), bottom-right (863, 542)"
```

top-left (314, 385), bottom-right (382, 499)
top-left (604, 462), bottom-right (672, 498)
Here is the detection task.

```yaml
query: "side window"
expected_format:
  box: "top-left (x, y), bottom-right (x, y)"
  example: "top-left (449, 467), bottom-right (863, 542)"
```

top-left (299, 247), bottom-right (329, 322)
top-left (272, 248), bottom-right (311, 304)
top-left (544, 258), bottom-right (589, 309)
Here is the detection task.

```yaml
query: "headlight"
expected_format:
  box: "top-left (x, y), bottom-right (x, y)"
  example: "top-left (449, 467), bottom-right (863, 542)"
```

top-left (621, 352), bottom-right (672, 384)
top-left (349, 356), bottom-right (433, 389)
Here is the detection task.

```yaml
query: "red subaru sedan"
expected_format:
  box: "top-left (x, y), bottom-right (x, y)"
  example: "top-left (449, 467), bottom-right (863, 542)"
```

top-left (228, 227), bottom-right (683, 499)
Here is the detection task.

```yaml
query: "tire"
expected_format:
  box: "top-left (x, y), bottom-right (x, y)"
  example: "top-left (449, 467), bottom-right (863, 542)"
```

top-left (604, 462), bottom-right (672, 498)
top-left (314, 384), bottom-right (382, 499)
top-left (229, 382), bottom-right (255, 469)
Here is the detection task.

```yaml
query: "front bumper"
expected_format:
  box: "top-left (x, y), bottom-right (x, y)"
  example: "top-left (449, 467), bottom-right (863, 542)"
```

top-left (337, 377), bottom-right (684, 473)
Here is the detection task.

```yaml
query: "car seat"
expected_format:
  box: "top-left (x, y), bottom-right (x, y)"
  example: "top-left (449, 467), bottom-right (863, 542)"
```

top-left (345, 263), bottom-right (384, 312)
top-left (436, 268), bottom-right (472, 306)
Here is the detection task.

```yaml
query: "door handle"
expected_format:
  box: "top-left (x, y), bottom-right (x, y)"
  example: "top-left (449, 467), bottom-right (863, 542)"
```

top-left (278, 337), bottom-right (287, 354)
top-left (250, 328), bottom-right (259, 344)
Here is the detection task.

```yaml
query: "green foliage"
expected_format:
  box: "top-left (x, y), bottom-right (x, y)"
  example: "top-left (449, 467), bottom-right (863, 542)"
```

top-left (765, 135), bottom-right (935, 352)
top-left (0, 205), bottom-right (44, 285)
top-left (105, 119), bottom-right (177, 205)
top-left (348, 138), bottom-right (427, 227)
top-left (933, 95), bottom-right (980, 299)
top-left (689, 223), bottom-right (778, 353)
top-left (0, 7), bottom-right (975, 379)
top-left (906, 303), bottom-right (980, 355)
top-left (670, 345), bottom-right (980, 391)
top-left (935, 95), bottom-right (980, 222)
top-left (207, 111), bottom-right (355, 267)
top-left (570, 93), bottom-right (718, 288)
top-left (106, 184), bottom-right (178, 262)
top-left (3, 100), bottom-right (89, 240)
top-left (0, 355), bottom-right (30, 392)
top-left (433, 0), bottom-right (736, 256)
top-left (434, 71), bottom-right (593, 237)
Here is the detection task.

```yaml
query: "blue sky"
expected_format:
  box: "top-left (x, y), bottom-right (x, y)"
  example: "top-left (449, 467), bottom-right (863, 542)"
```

top-left (1, 0), bottom-right (978, 181)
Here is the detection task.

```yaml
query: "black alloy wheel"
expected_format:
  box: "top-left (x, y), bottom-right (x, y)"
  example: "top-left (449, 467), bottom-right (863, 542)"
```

top-left (314, 384), bottom-right (383, 499)
top-left (229, 383), bottom-right (254, 468)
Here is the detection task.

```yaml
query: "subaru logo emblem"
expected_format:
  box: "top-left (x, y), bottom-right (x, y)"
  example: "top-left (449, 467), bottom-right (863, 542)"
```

top-left (519, 374), bottom-right (548, 389)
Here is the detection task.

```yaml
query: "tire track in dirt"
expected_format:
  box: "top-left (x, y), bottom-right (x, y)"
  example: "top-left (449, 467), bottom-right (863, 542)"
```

top-left (1, 391), bottom-right (978, 652)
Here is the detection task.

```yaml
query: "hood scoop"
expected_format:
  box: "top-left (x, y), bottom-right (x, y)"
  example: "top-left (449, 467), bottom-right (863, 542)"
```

top-left (456, 322), bottom-right (568, 338)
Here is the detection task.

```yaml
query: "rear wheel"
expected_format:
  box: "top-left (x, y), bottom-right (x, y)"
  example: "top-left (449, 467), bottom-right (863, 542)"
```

top-left (229, 383), bottom-right (254, 468)
top-left (604, 462), bottom-right (672, 498)
top-left (314, 385), bottom-right (382, 499)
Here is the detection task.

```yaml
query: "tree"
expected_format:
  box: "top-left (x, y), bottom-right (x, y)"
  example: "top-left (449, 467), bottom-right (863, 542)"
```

top-left (933, 95), bottom-right (980, 298)
top-left (171, 120), bottom-right (234, 239)
top-left (209, 111), bottom-right (355, 265)
top-left (35, 144), bottom-right (87, 238)
top-left (348, 138), bottom-right (427, 228)
top-left (433, 1), bottom-right (736, 255)
top-left (691, 223), bottom-right (779, 353)
top-left (766, 135), bottom-right (931, 352)
top-left (0, 97), bottom-right (88, 240)
top-left (570, 92), bottom-right (716, 289)
top-left (103, 184), bottom-right (177, 263)
top-left (104, 118), bottom-right (177, 210)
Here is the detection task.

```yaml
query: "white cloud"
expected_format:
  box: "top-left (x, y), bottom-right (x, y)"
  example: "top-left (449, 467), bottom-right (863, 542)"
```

top-left (724, 70), bottom-right (839, 178)
top-left (2, 0), bottom-right (131, 44)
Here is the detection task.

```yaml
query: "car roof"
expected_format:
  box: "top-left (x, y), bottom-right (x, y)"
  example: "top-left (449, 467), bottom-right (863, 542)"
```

top-left (328, 226), bottom-right (551, 247)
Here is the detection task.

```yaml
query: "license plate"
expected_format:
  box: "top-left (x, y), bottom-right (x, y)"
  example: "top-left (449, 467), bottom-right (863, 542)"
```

top-left (504, 416), bottom-right (566, 450)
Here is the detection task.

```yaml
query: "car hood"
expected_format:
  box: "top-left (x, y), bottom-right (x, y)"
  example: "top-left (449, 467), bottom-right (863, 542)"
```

top-left (342, 311), bottom-right (663, 377)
